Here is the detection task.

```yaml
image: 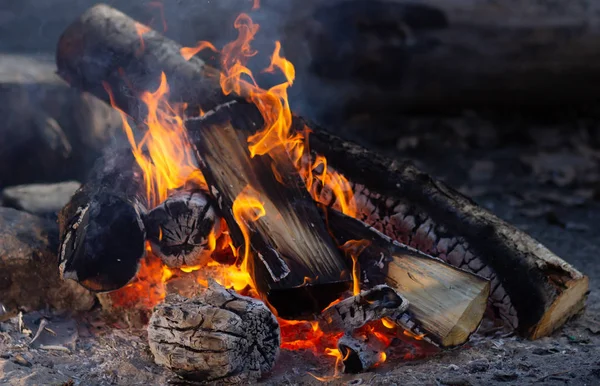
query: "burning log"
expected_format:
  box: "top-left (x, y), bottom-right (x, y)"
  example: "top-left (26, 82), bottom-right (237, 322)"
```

top-left (55, 4), bottom-right (587, 340)
top-left (337, 334), bottom-right (385, 374)
top-left (318, 285), bottom-right (408, 334)
top-left (306, 124), bottom-right (589, 340)
top-left (147, 281), bottom-right (280, 384)
top-left (58, 146), bottom-right (147, 292)
top-left (325, 209), bottom-right (489, 348)
top-left (56, 4), bottom-right (224, 116)
top-left (145, 188), bottom-right (222, 268)
top-left (185, 101), bottom-right (350, 318)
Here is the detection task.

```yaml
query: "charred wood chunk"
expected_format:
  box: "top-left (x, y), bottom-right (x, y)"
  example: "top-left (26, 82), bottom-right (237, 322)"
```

top-left (148, 282), bottom-right (280, 384)
top-left (337, 334), bottom-right (385, 374)
top-left (58, 147), bottom-right (147, 292)
top-left (305, 120), bottom-right (588, 340)
top-left (186, 101), bottom-right (350, 318)
top-left (319, 285), bottom-right (408, 334)
top-left (146, 189), bottom-right (222, 268)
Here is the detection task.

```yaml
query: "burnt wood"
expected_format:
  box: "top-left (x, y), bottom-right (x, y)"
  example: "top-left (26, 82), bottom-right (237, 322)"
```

top-left (304, 121), bottom-right (589, 339)
top-left (56, 4), bottom-right (588, 338)
top-left (337, 334), bottom-right (384, 374)
top-left (58, 146), bottom-right (147, 292)
top-left (325, 208), bottom-right (489, 348)
top-left (148, 281), bottom-right (280, 384)
top-left (185, 101), bottom-right (350, 318)
top-left (146, 188), bottom-right (222, 268)
top-left (55, 4), bottom-right (224, 118)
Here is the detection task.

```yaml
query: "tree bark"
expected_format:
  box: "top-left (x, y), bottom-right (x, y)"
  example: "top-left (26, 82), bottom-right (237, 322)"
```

top-left (148, 281), bottom-right (280, 384)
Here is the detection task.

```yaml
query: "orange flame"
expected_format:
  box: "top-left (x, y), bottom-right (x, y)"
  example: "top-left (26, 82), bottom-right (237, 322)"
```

top-left (232, 184), bottom-right (266, 270)
top-left (180, 41), bottom-right (218, 61)
top-left (104, 73), bottom-right (206, 208)
top-left (341, 239), bottom-right (371, 295)
top-left (134, 22), bottom-right (151, 56)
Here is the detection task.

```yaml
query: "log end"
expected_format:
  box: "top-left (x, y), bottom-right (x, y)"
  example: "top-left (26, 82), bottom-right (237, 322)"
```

top-left (444, 279), bottom-right (490, 347)
top-left (145, 190), bottom-right (221, 268)
top-left (529, 275), bottom-right (589, 340)
top-left (148, 282), bottom-right (280, 384)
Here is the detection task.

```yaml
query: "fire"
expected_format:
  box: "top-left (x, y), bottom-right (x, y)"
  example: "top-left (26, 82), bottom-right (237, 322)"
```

top-left (105, 7), bottom-right (434, 377)
top-left (341, 239), bottom-right (372, 295)
top-left (104, 72), bottom-right (206, 208)
top-left (231, 184), bottom-right (266, 270)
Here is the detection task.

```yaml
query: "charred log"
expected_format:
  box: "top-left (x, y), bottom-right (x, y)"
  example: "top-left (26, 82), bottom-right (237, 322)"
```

top-left (58, 146), bottom-right (147, 292)
top-left (146, 189), bottom-right (222, 268)
top-left (148, 281), bottom-right (280, 384)
top-left (185, 101), bottom-right (350, 318)
top-left (337, 334), bottom-right (385, 374)
top-left (325, 208), bottom-right (489, 348)
top-left (305, 123), bottom-right (589, 339)
top-left (56, 4), bottom-right (224, 118)
top-left (319, 285), bottom-right (408, 334)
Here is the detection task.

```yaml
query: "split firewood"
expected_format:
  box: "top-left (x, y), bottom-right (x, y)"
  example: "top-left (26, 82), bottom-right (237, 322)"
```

top-left (318, 285), bottom-right (408, 334)
top-left (148, 281), bottom-right (280, 384)
top-left (306, 123), bottom-right (589, 340)
top-left (325, 208), bottom-right (489, 348)
top-left (56, 4), bottom-right (588, 339)
top-left (337, 334), bottom-right (385, 374)
top-left (58, 146), bottom-right (148, 292)
top-left (145, 189), bottom-right (222, 268)
top-left (185, 101), bottom-right (350, 318)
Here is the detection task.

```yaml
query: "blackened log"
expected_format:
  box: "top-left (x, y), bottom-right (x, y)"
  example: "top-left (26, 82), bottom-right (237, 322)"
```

top-left (146, 189), bottom-right (222, 268)
top-left (337, 334), bottom-right (385, 374)
top-left (185, 101), bottom-right (350, 318)
top-left (58, 146), bottom-right (147, 292)
top-left (148, 281), bottom-right (280, 384)
top-left (55, 4), bottom-right (224, 118)
top-left (325, 208), bottom-right (489, 348)
top-left (305, 123), bottom-right (589, 340)
top-left (319, 285), bottom-right (408, 334)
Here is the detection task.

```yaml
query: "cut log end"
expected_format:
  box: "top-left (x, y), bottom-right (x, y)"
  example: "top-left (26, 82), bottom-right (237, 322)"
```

top-left (148, 282), bottom-right (280, 384)
top-left (530, 275), bottom-right (589, 339)
top-left (146, 189), bottom-right (222, 268)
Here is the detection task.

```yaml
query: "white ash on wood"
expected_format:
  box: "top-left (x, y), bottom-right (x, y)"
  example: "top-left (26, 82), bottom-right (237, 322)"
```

top-left (337, 334), bottom-right (386, 374)
top-left (145, 189), bottom-right (222, 268)
top-left (319, 285), bottom-right (408, 333)
top-left (148, 282), bottom-right (280, 384)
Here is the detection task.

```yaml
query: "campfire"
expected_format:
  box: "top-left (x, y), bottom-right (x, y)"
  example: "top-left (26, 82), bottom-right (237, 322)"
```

top-left (46, 3), bottom-right (589, 384)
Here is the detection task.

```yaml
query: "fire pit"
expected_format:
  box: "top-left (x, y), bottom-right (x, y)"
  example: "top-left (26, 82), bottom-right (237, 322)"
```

top-left (0, 1), bottom-right (596, 385)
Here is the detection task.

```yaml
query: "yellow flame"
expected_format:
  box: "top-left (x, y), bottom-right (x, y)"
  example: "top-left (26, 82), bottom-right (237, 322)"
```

top-left (232, 184), bottom-right (266, 270)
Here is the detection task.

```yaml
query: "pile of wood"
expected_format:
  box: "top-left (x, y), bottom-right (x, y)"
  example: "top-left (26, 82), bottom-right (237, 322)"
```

top-left (54, 4), bottom-right (589, 383)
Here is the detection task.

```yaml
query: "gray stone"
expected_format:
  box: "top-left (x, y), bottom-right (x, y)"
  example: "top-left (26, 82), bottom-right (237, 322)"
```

top-left (0, 208), bottom-right (95, 320)
top-left (2, 181), bottom-right (80, 215)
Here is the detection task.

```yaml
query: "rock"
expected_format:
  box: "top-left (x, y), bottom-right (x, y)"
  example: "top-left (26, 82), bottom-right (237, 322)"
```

top-left (2, 181), bottom-right (80, 215)
top-left (492, 372), bottom-right (519, 382)
top-left (11, 354), bottom-right (31, 368)
top-left (0, 54), bottom-right (122, 187)
top-left (467, 359), bottom-right (490, 373)
top-left (0, 208), bottom-right (95, 319)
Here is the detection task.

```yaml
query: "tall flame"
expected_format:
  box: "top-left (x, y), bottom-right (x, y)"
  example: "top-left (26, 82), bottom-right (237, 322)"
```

top-left (231, 184), bottom-right (266, 270)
